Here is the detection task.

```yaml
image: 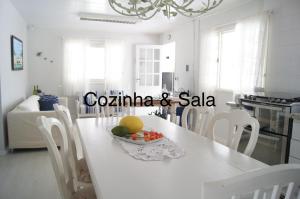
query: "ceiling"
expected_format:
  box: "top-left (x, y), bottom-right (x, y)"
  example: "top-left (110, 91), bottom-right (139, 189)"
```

top-left (11, 0), bottom-right (246, 34)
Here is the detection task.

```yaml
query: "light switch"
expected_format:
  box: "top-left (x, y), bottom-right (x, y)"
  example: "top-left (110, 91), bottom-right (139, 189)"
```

top-left (186, 65), bottom-right (189, 72)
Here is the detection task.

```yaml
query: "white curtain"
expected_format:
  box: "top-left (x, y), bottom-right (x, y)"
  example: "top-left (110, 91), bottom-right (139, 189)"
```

top-left (198, 30), bottom-right (219, 95)
top-left (63, 39), bottom-right (89, 96)
top-left (235, 14), bottom-right (269, 94)
top-left (198, 13), bottom-right (269, 95)
top-left (63, 39), bottom-right (125, 96)
top-left (104, 40), bottom-right (125, 91)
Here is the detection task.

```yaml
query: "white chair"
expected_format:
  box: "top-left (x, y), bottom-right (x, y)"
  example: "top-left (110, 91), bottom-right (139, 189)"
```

top-left (206, 110), bottom-right (259, 156)
top-left (181, 106), bottom-right (214, 135)
top-left (36, 116), bottom-right (96, 199)
top-left (97, 97), bottom-right (132, 118)
top-left (202, 164), bottom-right (300, 199)
top-left (54, 104), bottom-right (91, 183)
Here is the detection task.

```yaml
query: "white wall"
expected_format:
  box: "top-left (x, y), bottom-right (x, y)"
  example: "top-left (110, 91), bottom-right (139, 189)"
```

top-left (161, 42), bottom-right (176, 73)
top-left (199, 0), bottom-right (264, 30)
top-left (264, 0), bottom-right (300, 93)
top-left (160, 21), bottom-right (196, 94)
top-left (0, 0), bottom-right (28, 153)
top-left (28, 28), bottom-right (160, 96)
top-left (27, 28), bottom-right (63, 96)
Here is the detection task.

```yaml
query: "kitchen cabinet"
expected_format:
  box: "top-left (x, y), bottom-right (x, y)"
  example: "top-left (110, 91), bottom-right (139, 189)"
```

top-left (290, 115), bottom-right (300, 163)
top-left (292, 119), bottom-right (300, 141)
top-left (289, 156), bottom-right (300, 164)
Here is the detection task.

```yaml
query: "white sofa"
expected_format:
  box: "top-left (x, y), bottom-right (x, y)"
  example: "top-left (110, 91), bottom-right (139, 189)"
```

top-left (7, 95), bottom-right (68, 149)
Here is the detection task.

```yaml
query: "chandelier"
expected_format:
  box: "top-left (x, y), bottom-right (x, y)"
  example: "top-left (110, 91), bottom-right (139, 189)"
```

top-left (108, 0), bottom-right (224, 20)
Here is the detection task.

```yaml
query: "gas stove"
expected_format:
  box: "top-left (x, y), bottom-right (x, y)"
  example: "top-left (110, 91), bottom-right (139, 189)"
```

top-left (243, 95), bottom-right (300, 105)
top-left (239, 92), bottom-right (300, 164)
top-left (241, 92), bottom-right (300, 110)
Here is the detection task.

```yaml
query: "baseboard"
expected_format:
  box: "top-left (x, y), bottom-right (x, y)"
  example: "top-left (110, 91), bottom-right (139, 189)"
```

top-left (0, 149), bottom-right (8, 156)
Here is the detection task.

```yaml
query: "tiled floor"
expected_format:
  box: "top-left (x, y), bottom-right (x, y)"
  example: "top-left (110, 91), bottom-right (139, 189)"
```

top-left (0, 149), bottom-right (61, 199)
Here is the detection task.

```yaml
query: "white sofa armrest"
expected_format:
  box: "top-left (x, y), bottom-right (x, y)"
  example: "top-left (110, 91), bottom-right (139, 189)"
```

top-left (7, 111), bottom-right (60, 149)
top-left (7, 96), bottom-right (68, 149)
top-left (58, 97), bottom-right (68, 107)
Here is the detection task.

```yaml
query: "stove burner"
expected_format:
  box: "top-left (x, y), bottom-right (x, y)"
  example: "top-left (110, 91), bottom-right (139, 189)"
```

top-left (243, 94), bottom-right (300, 105)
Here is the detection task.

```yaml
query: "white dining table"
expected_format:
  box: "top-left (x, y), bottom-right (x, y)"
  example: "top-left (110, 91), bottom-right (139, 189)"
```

top-left (76, 116), bottom-right (268, 199)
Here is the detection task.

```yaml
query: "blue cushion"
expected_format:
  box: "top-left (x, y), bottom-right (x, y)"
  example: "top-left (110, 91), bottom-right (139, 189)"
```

top-left (176, 107), bottom-right (185, 126)
top-left (38, 95), bottom-right (58, 111)
top-left (175, 107), bottom-right (191, 127)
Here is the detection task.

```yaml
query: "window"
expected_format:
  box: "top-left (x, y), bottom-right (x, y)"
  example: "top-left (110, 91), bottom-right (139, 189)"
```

top-left (86, 45), bottom-right (105, 81)
top-left (63, 39), bottom-right (125, 96)
top-left (217, 26), bottom-right (238, 90)
top-left (216, 15), bottom-right (268, 94)
top-left (199, 14), bottom-right (268, 95)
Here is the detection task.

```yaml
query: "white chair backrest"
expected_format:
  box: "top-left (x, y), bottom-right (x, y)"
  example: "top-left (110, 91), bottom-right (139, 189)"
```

top-left (96, 94), bottom-right (117, 118)
top-left (120, 97), bottom-right (131, 116)
top-left (99, 105), bottom-right (115, 118)
top-left (54, 104), bottom-right (76, 150)
top-left (181, 106), bottom-right (214, 135)
top-left (97, 90), bottom-right (139, 117)
top-left (98, 96), bottom-right (132, 118)
top-left (202, 164), bottom-right (300, 199)
top-left (54, 104), bottom-right (73, 129)
top-left (36, 116), bottom-right (74, 199)
top-left (115, 97), bottom-right (131, 117)
top-left (53, 104), bottom-right (80, 182)
top-left (206, 110), bottom-right (259, 156)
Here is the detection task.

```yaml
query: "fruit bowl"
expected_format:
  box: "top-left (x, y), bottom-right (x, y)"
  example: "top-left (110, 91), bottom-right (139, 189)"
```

top-left (111, 127), bottom-right (164, 145)
top-left (110, 116), bottom-right (164, 145)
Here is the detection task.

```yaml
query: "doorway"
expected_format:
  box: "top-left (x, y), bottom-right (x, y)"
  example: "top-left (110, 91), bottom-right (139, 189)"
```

top-left (135, 45), bottom-right (161, 97)
top-left (135, 42), bottom-right (176, 97)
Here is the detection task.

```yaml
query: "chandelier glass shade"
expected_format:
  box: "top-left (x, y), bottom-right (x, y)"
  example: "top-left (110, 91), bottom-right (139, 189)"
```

top-left (108, 0), bottom-right (224, 20)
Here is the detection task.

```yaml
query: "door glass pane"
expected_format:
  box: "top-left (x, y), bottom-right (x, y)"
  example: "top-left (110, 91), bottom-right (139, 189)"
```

top-left (154, 49), bottom-right (160, 60)
top-left (154, 74), bottom-right (159, 86)
top-left (146, 49), bottom-right (153, 60)
top-left (139, 62), bottom-right (145, 73)
top-left (146, 74), bottom-right (153, 86)
top-left (140, 49), bottom-right (146, 60)
top-left (146, 62), bottom-right (153, 73)
top-left (154, 62), bottom-right (160, 73)
top-left (140, 74), bottom-right (145, 86)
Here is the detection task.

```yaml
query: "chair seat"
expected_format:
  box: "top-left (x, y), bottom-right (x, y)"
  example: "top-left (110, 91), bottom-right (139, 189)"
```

top-left (78, 159), bottom-right (91, 183)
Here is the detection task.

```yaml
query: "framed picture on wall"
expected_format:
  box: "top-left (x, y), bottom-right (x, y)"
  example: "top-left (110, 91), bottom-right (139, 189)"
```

top-left (11, 35), bottom-right (23, 71)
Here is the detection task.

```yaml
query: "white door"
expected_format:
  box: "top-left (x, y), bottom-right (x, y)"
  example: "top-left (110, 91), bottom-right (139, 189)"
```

top-left (135, 45), bottom-right (161, 97)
